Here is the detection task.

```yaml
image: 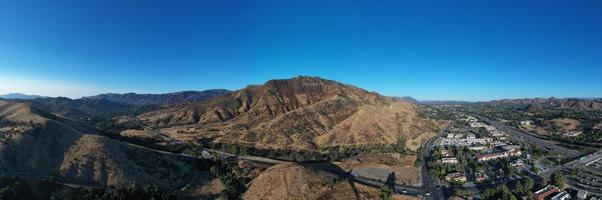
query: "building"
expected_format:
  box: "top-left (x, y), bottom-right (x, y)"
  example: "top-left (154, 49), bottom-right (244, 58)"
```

top-left (520, 120), bottom-right (533, 125)
top-left (441, 157), bottom-right (458, 164)
top-left (466, 133), bottom-right (476, 139)
top-left (511, 159), bottom-right (525, 167)
top-left (468, 145), bottom-right (487, 151)
top-left (476, 148), bottom-right (522, 162)
top-left (577, 190), bottom-right (588, 200)
top-left (534, 185), bottom-right (559, 200)
top-left (476, 152), bottom-right (507, 162)
top-left (469, 122), bottom-right (488, 128)
top-left (475, 172), bottom-right (488, 182)
top-left (562, 131), bottom-right (582, 137)
top-left (437, 137), bottom-right (494, 147)
top-left (441, 149), bottom-right (452, 157)
top-left (502, 145), bottom-right (520, 151)
top-left (550, 191), bottom-right (570, 200)
top-left (445, 172), bottom-right (467, 183)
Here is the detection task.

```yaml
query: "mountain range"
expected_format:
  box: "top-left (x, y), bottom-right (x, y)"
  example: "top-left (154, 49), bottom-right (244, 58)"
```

top-left (137, 76), bottom-right (444, 153)
top-left (84, 90), bottom-right (231, 106)
top-left (5, 76), bottom-right (601, 198)
top-left (489, 97), bottom-right (602, 110)
top-left (0, 93), bottom-right (47, 100)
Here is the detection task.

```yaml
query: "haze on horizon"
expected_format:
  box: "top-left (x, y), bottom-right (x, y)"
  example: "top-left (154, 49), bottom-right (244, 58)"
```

top-left (1, 1), bottom-right (601, 101)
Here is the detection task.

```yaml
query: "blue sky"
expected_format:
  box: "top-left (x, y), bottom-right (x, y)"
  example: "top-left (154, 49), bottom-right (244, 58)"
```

top-left (0, 0), bottom-right (600, 101)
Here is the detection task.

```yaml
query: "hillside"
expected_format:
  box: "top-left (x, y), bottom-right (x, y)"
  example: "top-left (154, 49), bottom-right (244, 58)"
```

top-left (24, 97), bottom-right (133, 119)
top-left (243, 163), bottom-right (417, 200)
top-left (0, 100), bottom-right (196, 190)
top-left (0, 93), bottom-right (46, 100)
top-left (137, 76), bottom-right (444, 153)
top-left (490, 98), bottom-right (602, 110)
top-left (85, 89), bottom-right (231, 106)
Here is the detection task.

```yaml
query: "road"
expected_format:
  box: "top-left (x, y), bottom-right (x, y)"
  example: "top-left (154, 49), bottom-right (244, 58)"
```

top-left (6, 128), bottom-right (441, 199)
top-left (563, 149), bottom-right (602, 168)
top-left (419, 127), bottom-right (446, 200)
top-left (2, 171), bottom-right (103, 189)
top-left (473, 114), bottom-right (582, 159)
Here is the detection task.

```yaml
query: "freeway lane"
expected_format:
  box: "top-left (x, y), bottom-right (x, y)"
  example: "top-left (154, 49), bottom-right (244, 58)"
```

top-left (473, 115), bottom-right (582, 159)
top-left (420, 128), bottom-right (446, 200)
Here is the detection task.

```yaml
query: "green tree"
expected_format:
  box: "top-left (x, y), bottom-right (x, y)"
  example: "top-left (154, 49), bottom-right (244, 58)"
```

top-left (379, 186), bottom-right (392, 200)
top-left (513, 181), bottom-right (525, 195)
top-left (524, 177), bottom-right (535, 192)
top-left (551, 172), bottom-right (565, 189)
top-left (541, 177), bottom-right (548, 186)
top-left (483, 188), bottom-right (498, 199)
top-left (455, 189), bottom-right (467, 197)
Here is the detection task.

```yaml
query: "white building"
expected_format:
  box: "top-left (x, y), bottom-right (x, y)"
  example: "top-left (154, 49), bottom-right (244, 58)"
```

top-left (441, 157), bottom-right (458, 164)
top-left (520, 120), bottom-right (533, 125)
top-left (551, 191), bottom-right (570, 200)
top-left (577, 190), bottom-right (588, 200)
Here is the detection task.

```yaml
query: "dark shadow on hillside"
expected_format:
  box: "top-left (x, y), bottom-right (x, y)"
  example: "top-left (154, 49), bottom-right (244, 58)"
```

top-left (386, 171), bottom-right (396, 188)
top-left (303, 162), bottom-right (360, 199)
top-left (346, 173), bottom-right (361, 200)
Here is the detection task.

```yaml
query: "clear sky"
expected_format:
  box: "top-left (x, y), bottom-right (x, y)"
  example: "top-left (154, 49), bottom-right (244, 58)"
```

top-left (0, 0), bottom-right (600, 101)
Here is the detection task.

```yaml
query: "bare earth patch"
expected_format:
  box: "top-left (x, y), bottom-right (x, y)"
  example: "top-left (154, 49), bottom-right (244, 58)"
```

top-left (336, 153), bottom-right (421, 186)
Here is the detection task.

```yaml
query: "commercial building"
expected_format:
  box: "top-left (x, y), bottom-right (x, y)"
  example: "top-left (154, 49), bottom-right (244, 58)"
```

top-left (577, 190), bottom-right (588, 200)
top-left (475, 148), bottom-right (522, 162)
top-left (437, 137), bottom-right (494, 146)
top-left (441, 157), bottom-right (458, 164)
top-left (550, 191), bottom-right (570, 200)
top-left (534, 185), bottom-right (559, 200)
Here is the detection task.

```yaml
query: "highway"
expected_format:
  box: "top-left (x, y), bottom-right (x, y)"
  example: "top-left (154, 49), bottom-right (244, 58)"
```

top-left (473, 114), bottom-right (582, 159)
top-left (6, 129), bottom-right (441, 199)
top-left (419, 128), bottom-right (446, 200)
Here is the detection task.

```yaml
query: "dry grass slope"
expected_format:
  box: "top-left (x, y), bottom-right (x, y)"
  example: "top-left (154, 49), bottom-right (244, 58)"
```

top-left (243, 163), bottom-right (417, 200)
top-left (0, 100), bottom-right (195, 190)
top-left (138, 77), bottom-right (444, 152)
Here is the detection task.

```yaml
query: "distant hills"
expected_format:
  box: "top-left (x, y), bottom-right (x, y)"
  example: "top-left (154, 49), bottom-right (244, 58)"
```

top-left (84, 89), bottom-right (231, 106)
top-left (489, 97), bottom-right (602, 110)
top-left (3, 90), bottom-right (232, 119)
top-left (0, 93), bottom-right (46, 100)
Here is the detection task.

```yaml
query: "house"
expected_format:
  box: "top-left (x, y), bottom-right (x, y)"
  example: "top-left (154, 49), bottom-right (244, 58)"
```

top-left (469, 122), bottom-right (488, 128)
top-left (441, 157), bottom-right (458, 164)
top-left (476, 152), bottom-right (506, 162)
top-left (468, 145), bottom-right (487, 151)
top-left (563, 131), bottom-right (582, 137)
top-left (475, 149), bottom-right (522, 162)
top-left (466, 133), bottom-right (476, 139)
top-left (441, 149), bottom-right (452, 157)
top-left (520, 120), bottom-right (533, 125)
top-left (502, 145), bottom-right (520, 151)
top-left (534, 185), bottom-right (559, 200)
top-left (551, 191), bottom-right (570, 200)
top-left (577, 190), bottom-right (588, 200)
top-left (475, 172), bottom-right (488, 182)
top-left (445, 172), bottom-right (467, 183)
top-left (511, 159), bottom-right (525, 167)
